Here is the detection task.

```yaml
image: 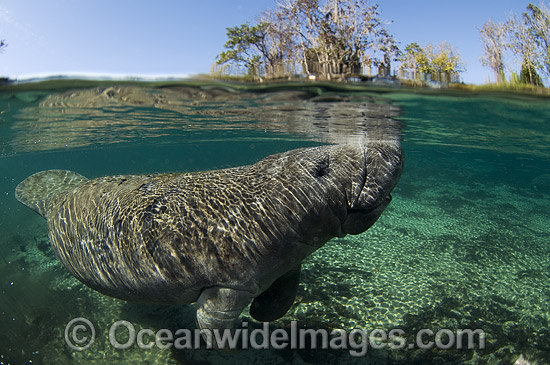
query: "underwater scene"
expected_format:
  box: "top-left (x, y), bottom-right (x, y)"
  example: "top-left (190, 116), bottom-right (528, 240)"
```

top-left (0, 80), bottom-right (549, 364)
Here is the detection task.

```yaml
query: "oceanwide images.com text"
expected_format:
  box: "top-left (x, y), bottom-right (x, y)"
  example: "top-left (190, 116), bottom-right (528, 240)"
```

top-left (65, 318), bottom-right (486, 356)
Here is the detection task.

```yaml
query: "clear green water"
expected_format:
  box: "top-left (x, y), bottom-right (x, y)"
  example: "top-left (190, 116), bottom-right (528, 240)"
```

top-left (0, 81), bottom-right (549, 364)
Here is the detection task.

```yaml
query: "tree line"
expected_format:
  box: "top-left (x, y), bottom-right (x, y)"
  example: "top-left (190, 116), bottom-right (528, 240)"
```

top-left (399, 42), bottom-right (464, 84)
top-left (214, 0), bottom-right (464, 83)
top-left (479, 2), bottom-right (549, 85)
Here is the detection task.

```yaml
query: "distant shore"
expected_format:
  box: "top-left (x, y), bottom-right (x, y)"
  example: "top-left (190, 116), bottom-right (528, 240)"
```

top-left (0, 74), bottom-right (548, 98)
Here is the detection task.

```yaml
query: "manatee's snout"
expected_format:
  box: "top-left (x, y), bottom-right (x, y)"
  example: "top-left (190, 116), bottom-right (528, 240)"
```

top-left (342, 142), bottom-right (403, 235)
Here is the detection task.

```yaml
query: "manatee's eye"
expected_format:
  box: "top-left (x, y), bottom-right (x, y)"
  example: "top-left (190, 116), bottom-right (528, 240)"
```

top-left (314, 156), bottom-right (330, 178)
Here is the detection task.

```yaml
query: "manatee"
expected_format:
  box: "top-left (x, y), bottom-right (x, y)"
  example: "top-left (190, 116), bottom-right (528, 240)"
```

top-left (15, 142), bottom-right (403, 333)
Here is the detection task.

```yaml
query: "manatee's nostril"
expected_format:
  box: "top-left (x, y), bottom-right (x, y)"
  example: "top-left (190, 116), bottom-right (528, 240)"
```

top-left (314, 156), bottom-right (330, 178)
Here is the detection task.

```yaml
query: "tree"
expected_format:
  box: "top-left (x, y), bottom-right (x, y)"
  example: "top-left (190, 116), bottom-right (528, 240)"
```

top-left (216, 9), bottom-right (301, 78)
top-left (524, 2), bottom-right (550, 79)
top-left (479, 19), bottom-right (509, 83)
top-left (290, 0), bottom-right (399, 78)
top-left (400, 43), bottom-right (426, 80)
top-left (216, 23), bottom-right (267, 78)
top-left (503, 2), bottom-right (550, 85)
top-left (507, 13), bottom-right (541, 85)
top-left (425, 43), bottom-right (464, 83)
top-left (520, 60), bottom-right (543, 85)
top-left (258, 6), bottom-right (298, 76)
top-left (216, 0), bottom-right (399, 79)
top-left (399, 42), bottom-right (464, 83)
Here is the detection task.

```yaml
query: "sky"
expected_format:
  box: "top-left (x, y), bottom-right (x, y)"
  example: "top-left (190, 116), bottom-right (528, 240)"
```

top-left (0, 0), bottom-right (539, 84)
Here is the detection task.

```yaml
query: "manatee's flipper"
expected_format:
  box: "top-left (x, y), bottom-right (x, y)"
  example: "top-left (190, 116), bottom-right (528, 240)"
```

top-left (196, 287), bottom-right (254, 336)
top-left (15, 170), bottom-right (88, 218)
top-left (250, 264), bottom-right (301, 322)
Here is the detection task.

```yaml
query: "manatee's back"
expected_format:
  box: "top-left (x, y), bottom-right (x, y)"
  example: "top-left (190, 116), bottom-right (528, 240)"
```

top-left (15, 170), bottom-right (89, 218)
top-left (16, 168), bottom-right (264, 304)
top-left (15, 170), bottom-right (207, 304)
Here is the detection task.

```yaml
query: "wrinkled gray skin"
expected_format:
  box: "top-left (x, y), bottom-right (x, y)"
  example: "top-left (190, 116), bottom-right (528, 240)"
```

top-left (15, 142), bottom-right (403, 333)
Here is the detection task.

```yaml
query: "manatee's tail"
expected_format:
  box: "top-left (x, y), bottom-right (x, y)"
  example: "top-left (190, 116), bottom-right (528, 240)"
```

top-left (15, 170), bottom-right (88, 218)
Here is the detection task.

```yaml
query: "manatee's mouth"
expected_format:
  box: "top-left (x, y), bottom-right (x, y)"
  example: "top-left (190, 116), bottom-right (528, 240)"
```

top-left (350, 193), bottom-right (391, 217)
top-left (342, 193), bottom-right (392, 235)
top-left (341, 141), bottom-right (403, 236)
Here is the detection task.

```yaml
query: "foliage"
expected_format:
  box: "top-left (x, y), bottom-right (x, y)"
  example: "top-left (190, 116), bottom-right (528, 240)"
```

top-left (285, 0), bottom-right (400, 78)
top-left (520, 60), bottom-right (543, 85)
top-left (524, 3), bottom-right (550, 78)
top-left (507, 12), bottom-right (541, 85)
top-left (399, 42), bottom-right (464, 83)
top-left (216, 23), bottom-right (268, 78)
top-left (400, 43), bottom-right (423, 76)
top-left (479, 2), bottom-right (550, 86)
top-left (216, 0), bottom-right (399, 79)
top-left (479, 19), bottom-right (509, 83)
